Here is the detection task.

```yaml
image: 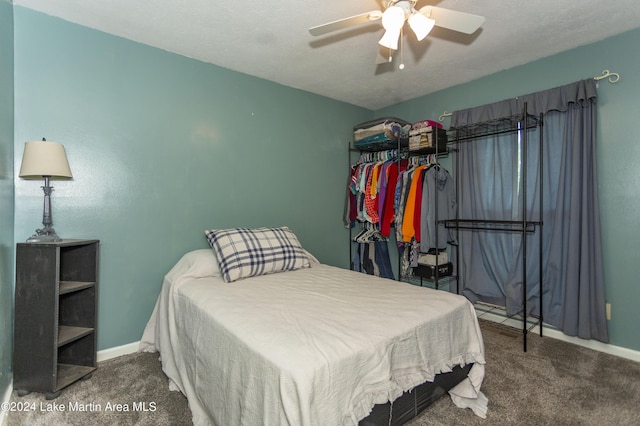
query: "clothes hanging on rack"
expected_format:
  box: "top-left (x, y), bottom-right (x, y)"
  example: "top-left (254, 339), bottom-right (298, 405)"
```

top-left (345, 150), bottom-right (451, 280)
top-left (420, 165), bottom-right (457, 252)
top-left (401, 164), bottom-right (427, 242)
top-left (350, 222), bottom-right (394, 279)
top-left (381, 160), bottom-right (407, 236)
top-left (345, 152), bottom-right (400, 279)
top-left (345, 152), bottom-right (407, 228)
top-left (393, 161), bottom-right (441, 278)
top-left (351, 240), bottom-right (395, 279)
top-left (345, 152), bottom-right (449, 237)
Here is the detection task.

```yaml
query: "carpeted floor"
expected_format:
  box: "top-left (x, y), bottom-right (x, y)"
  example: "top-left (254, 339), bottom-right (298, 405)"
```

top-left (6, 321), bottom-right (640, 425)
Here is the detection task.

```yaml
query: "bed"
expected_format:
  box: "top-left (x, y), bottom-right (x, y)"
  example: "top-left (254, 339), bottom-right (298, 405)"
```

top-left (140, 227), bottom-right (487, 425)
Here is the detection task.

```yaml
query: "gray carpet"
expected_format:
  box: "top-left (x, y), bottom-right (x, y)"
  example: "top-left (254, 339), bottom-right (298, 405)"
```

top-left (7, 322), bottom-right (640, 425)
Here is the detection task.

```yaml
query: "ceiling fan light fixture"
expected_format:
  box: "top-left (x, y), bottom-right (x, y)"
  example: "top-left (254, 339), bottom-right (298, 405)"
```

top-left (378, 28), bottom-right (400, 50)
top-left (381, 5), bottom-right (405, 31)
top-left (408, 12), bottom-right (435, 41)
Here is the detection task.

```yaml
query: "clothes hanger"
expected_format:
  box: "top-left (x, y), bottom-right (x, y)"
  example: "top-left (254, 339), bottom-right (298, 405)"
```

top-left (353, 223), bottom-right (369, 242)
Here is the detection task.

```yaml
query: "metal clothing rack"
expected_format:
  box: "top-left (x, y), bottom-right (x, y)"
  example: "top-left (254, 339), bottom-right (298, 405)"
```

top-left (446, 102), bottom-right (544, 352)
top-left (348, 132), bottom-right (448, 284)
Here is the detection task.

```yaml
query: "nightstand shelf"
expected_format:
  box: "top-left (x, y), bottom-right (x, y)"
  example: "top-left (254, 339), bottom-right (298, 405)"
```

top-left (58, 326), bottom-right (94, 347)
top-left (13, 239), bottom-right (99, 399)
top-left (60, 280), bottom-right (95, 294)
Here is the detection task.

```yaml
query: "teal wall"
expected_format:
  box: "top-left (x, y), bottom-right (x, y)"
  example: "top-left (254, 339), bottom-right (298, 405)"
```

top-left (6, 5), bottom-right (640, 362)
top-left (13, 7), bottom-right (371, 350)
top-left (0, 0), bottom-right (14, 399)
top-left (376, 29), bottom-right (640, 352)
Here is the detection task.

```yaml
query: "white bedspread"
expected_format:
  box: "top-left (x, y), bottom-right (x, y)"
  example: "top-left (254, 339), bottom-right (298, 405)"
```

top-left (140, 254), bottom-right (486, 425)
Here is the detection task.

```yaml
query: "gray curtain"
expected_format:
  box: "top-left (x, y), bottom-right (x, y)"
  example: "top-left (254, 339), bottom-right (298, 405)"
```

top-left (450, 79), bottom-right (608, 342)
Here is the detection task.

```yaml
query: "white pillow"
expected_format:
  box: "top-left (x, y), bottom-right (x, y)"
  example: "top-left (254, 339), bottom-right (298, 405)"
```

top-left (166, 249), bottom-right (220, 281)
top-left (204, 227), bottom-right (311, 283)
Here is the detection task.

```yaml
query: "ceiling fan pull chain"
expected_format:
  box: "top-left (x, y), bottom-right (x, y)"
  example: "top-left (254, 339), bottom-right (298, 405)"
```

top-left (399, 27), bottom-right (405, 70)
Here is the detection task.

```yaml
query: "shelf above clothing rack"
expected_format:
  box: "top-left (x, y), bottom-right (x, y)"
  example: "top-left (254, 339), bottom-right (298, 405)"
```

top-left (450, 114), bottom-right (541, 143)
top-left (350, 145), bottom-right (448, 164)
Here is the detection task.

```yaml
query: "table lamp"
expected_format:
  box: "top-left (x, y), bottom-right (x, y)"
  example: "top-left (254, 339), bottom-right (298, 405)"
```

top-left (19, 138), bottom-right (73, 243)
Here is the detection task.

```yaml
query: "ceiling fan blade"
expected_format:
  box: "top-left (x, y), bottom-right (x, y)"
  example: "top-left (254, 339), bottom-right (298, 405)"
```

top-left (419, 6), bottom-right (485, 34)
top-left (309, 10), bottom-right (383, 36)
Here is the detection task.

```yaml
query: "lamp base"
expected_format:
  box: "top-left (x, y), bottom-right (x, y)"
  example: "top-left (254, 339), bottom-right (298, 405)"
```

top-left (26, 227), bottom-right (63, 243)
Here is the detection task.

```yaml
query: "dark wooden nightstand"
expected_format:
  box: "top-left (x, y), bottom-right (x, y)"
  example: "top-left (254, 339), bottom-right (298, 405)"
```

top-left (13, 239), bottom-right (99, 399)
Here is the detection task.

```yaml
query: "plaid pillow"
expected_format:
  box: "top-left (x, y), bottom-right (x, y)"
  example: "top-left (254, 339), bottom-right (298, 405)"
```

top-left (204, 227), bottom-right (311, 283)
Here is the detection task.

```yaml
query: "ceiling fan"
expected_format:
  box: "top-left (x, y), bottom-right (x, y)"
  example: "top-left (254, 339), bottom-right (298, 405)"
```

top-left (309, 1), bottom-right (485, 63)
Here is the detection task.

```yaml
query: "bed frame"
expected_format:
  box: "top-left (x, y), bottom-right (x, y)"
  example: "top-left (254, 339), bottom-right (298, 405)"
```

top-left (359, 364), bottom-right (473, 425)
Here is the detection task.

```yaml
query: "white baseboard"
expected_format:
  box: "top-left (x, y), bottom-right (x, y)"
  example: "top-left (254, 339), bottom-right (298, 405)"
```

top-left (476, 307), bottom-right (640, 363)
top-left (538, 326), bottom-right (640, 362)
top-left (97, 341), bottom-right (140, 362)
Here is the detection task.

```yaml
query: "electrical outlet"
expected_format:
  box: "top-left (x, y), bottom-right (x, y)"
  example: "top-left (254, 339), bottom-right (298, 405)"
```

top-left (606, 303), bottom-right (611, 321)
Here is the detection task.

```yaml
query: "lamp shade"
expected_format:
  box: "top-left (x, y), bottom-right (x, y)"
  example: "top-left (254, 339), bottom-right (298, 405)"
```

top-left (19, 141), bottom-right (72, 179)
top-left (381, 5), bottom-right (406, 31)
top-left (379, 29), bottom-right (401, 50)
top-left (408, 13), bottom-right (435, 41)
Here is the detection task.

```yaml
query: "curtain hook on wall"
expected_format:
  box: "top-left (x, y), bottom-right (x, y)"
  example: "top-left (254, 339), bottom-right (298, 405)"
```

top-left (438, 111), bottom-right (452, 122)
top-left (594, 69), bottom-right (620, 84)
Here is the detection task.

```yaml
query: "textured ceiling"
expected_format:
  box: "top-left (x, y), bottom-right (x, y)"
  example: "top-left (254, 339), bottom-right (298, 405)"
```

top-left (13, 0), bottom-right (640, 110)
